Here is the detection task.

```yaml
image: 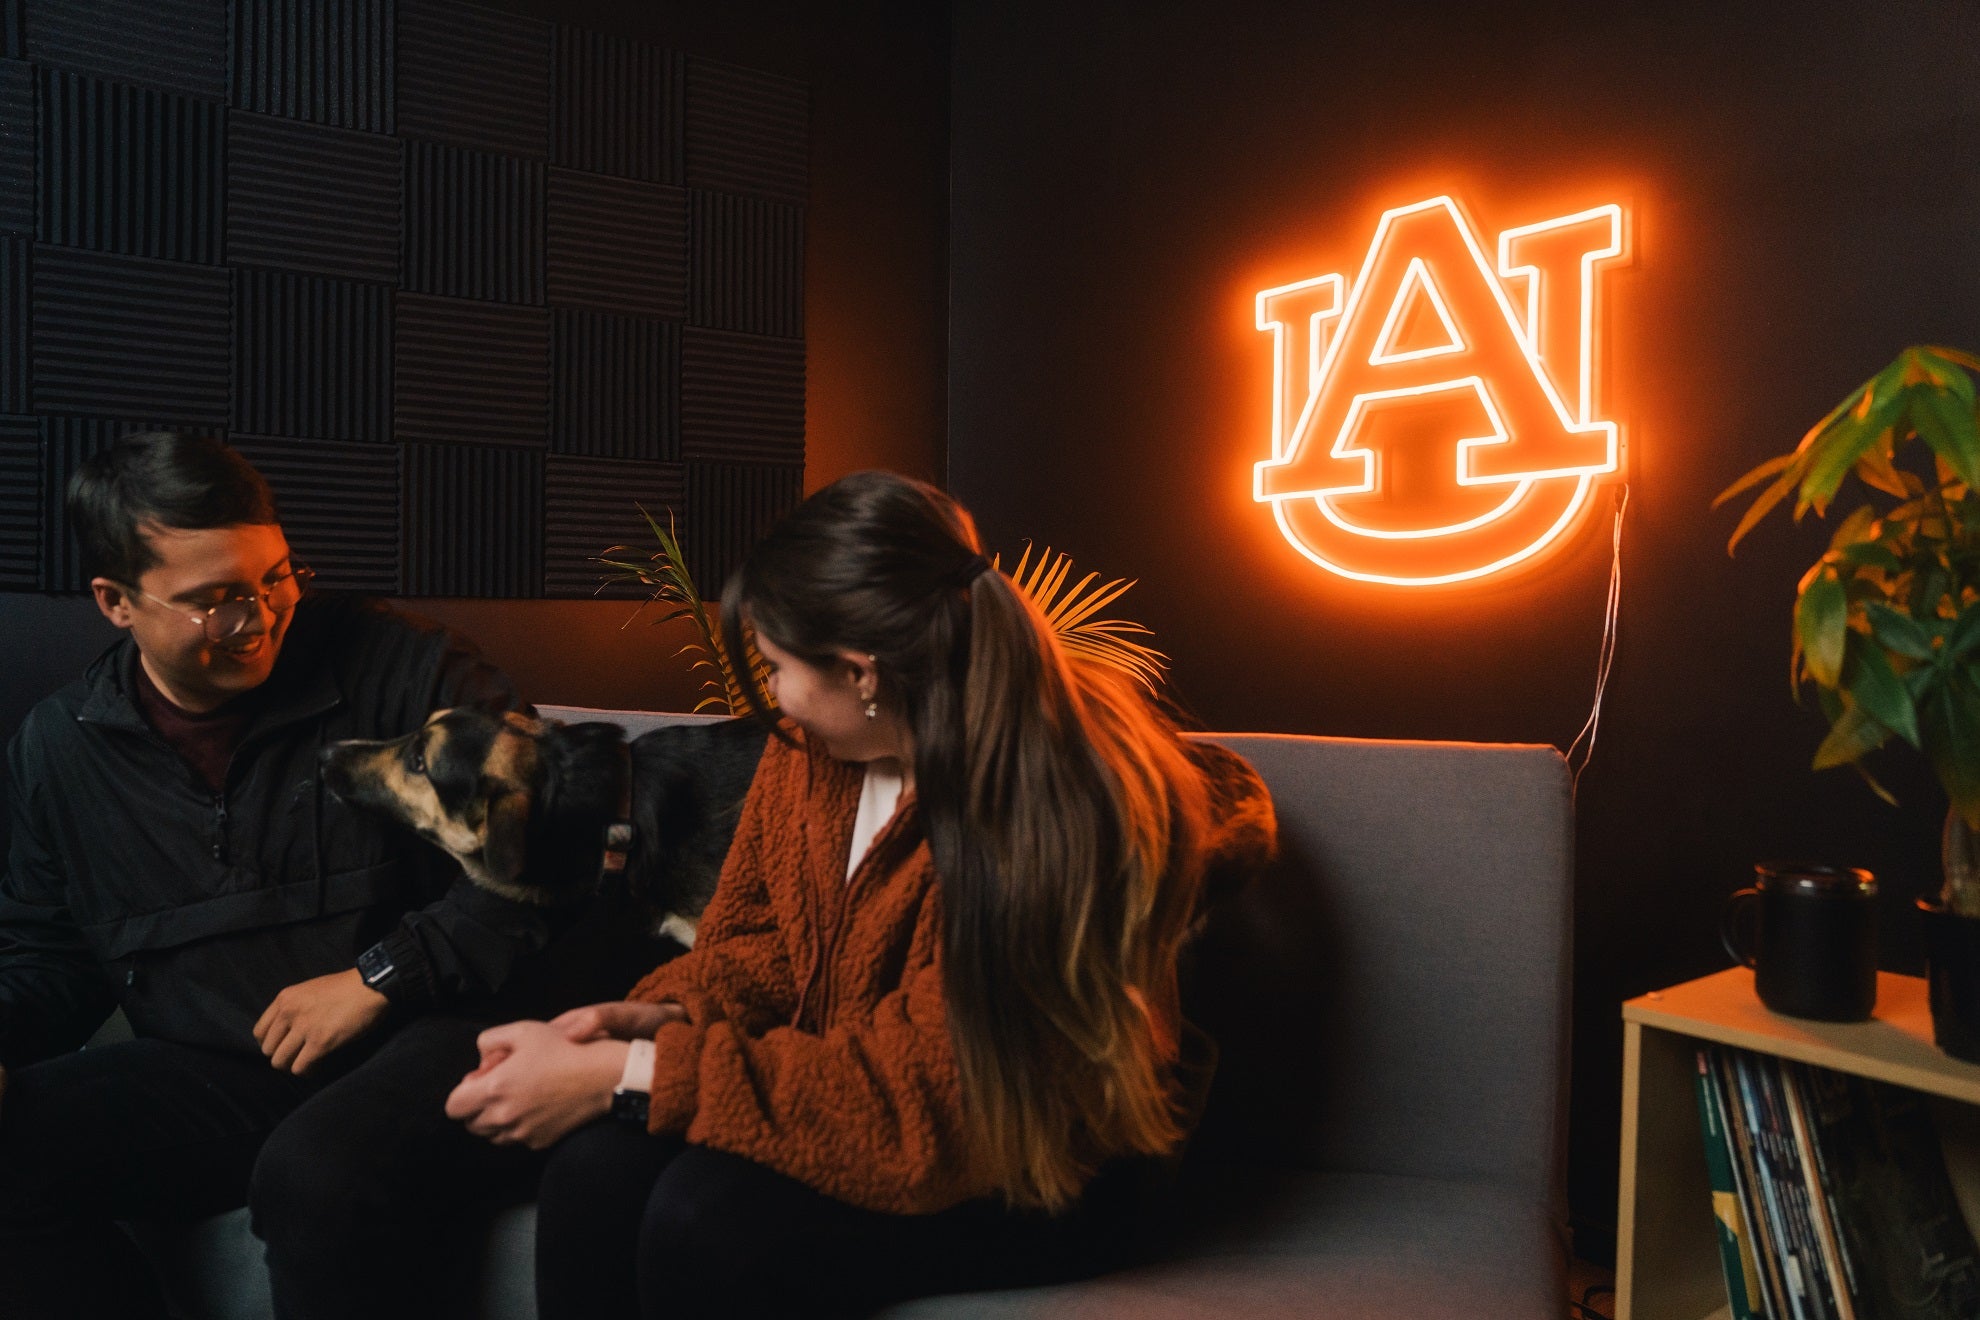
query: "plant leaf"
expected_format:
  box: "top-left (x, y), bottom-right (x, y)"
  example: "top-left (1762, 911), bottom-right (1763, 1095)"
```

top-left (1845, 638), bottom-right (1921, 749)
top-left (1713, 452), bottom-right (1796, 509)
top-left (1910, 384), bottom-right (1980, 491)
top-left (1813, 697), bottom-right (1890, 770)
top-left (1865, 602), bottom-right (1936, 661)
top-left (1796, 571), bottom-right (1849, 688)
top-left (1948, 607), bottom-right (1980, 662)
top-left (1827, 504), bottom-right (1879, 551)
top-left (1725, 467), bottom-right (1802, 554)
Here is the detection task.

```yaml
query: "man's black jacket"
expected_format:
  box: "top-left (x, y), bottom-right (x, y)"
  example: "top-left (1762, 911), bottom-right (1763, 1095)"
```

top-left (0, 593), bottom-right (555, 1068)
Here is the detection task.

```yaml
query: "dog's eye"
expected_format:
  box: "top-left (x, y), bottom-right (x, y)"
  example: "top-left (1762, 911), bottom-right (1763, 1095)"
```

top-left (406, 745), bottom-right (426, 775)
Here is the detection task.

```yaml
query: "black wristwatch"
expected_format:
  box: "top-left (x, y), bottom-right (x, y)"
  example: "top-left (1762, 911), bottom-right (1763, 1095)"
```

top-left (356, 942), bottom-right (397, 991)
top-left (610, 1086), bottom-right (650, 1125)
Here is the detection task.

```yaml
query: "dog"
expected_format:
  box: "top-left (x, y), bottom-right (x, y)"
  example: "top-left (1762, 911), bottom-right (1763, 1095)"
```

top-left (320, 708), bottom-right (769, 948)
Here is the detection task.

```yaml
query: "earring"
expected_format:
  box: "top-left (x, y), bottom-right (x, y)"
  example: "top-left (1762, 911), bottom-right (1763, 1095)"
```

top-left (865, 699), bottom-right (879, 720)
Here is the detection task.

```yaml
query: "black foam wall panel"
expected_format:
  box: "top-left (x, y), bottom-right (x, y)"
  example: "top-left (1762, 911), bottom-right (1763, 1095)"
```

top-left (0, 58), bottom-right (32, 239)
top-left (0, 414), bottom-right (35, 589)
top-left (235, 436), bottom-right (401, 592)
top-left (11, 0), bottom-right (807, 600)
top-left (236, 270), bottom-right (393, 442)
top-left (545, 454), bottom-right (684, 598)
top-left (402, 442), bottom-right (543, 596)
top-left (233, 0), bottom-right (394, 132)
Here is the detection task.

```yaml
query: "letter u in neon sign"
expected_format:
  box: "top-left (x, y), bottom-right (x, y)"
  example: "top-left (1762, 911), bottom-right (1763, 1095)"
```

top-left (1254, 195), bottom-right (1630, 586)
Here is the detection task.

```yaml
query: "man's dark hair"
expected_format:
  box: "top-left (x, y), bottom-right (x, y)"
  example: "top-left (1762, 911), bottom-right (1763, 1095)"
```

top-left (67, 431), bottom-right (280, 585)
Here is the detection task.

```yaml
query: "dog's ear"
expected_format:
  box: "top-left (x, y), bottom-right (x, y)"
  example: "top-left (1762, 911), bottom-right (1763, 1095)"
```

top-left (481, 788), bottom-right (533, 888)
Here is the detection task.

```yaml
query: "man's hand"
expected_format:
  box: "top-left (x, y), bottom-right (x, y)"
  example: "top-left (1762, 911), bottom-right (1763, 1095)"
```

top-left (253, 968), bottom-right (390, 1075)
top-left (549, 999), bottom-right (686, 1044)
top-left (444, 1020), bottom-right (628, 1149)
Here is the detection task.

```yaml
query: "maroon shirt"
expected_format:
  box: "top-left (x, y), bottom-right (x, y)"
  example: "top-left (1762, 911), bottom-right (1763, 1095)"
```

top-left (132, 661), bottom-right (258, 795)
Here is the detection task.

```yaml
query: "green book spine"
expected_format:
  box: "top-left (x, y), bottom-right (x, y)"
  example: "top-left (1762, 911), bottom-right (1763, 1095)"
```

top-left (1696, 1048), bottom-right (1766, 1319)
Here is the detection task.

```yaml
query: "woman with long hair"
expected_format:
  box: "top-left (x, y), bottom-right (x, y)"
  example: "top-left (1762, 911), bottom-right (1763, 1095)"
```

top-left (445, 470), bottom-right (1275, 1317)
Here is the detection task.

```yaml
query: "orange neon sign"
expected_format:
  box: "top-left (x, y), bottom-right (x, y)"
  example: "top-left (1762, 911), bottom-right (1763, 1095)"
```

top-left (1254, 195), bottom-right (1629, 585)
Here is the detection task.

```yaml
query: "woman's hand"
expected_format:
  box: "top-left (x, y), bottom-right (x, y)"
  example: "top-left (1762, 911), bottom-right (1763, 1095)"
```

top-left (549, 999), bottom-right (687, 1043)
top-left (444, 1020), bottom-right (630, 1149)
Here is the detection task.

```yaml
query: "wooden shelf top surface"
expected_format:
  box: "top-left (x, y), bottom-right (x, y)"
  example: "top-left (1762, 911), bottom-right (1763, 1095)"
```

top-left (1625, 967), bottom-right (1980, 1104)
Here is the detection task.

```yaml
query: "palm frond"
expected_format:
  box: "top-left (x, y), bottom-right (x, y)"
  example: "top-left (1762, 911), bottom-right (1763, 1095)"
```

top-left (1000, 543), bottom-right (1169, 692)
top-left (594, 505), bottom-right (770, 715)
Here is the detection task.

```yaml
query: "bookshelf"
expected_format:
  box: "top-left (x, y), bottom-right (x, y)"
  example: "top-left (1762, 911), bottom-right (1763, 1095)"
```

top-left (1617, 968), bottom-right (1980, 1320)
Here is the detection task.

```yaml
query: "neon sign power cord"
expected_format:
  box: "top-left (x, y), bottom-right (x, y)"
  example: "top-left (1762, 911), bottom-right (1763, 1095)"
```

top-left (1565, 484), bottom-right (1627, 794)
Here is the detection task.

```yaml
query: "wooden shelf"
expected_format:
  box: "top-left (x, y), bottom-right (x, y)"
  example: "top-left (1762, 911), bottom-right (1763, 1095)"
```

top-left (1616, 968), bottom-right (1980, 1320)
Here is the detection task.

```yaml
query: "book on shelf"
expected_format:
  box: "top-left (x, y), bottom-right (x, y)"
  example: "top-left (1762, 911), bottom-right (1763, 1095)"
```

top-left (1694, 1048), bottom-right (1767, 1319)
top-left (1713, 1048), bottom-right (1792, 1319)
top-left (1699, 1044), bottom-right (1980, 1320)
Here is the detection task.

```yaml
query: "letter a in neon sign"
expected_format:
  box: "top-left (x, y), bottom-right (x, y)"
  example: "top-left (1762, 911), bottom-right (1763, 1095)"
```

top-left (1254, 195), bottom-right (1628, 585)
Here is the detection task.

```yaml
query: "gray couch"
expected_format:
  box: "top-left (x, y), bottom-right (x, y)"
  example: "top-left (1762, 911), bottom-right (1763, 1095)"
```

top-left (124, 714), bottom-right (1574, 1318)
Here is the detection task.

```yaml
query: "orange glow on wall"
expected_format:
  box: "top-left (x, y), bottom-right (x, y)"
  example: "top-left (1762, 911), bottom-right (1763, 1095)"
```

top-left (1253, 195), bottom-right (1629, 585)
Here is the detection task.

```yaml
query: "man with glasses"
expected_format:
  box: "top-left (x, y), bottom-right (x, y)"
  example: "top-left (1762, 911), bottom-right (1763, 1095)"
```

top-left (0, 432), bottom-right (627, 1319)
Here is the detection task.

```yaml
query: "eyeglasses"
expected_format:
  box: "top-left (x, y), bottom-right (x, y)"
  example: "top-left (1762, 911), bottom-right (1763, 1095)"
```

top-left (134, 564), bottom-right (315, 642)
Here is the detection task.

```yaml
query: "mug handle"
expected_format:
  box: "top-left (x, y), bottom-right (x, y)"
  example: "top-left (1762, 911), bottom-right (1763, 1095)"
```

top-left (1721, 887), bottom-right (1761, 969)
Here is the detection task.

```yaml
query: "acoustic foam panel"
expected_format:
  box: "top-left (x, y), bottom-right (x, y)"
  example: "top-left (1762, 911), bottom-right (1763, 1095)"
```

top-left (24, 0), bottom-right (227, 101)
top-left (396, 0), bottom-right (548, 158)
top-left (680, 327), bottom-right (804, 464)
top-left (546, 168), bottom-right (685, 317)
top-left (402, 442), bottom-right (543, 597)
top-left (0, 59), bottom-right (31, 238)
top-left (39, 69), bottom-right (225, 265)
top-left (228, 111), bottom-right (402, 282)
top-left (684, 459), bottom-right (803, 596)
top-left (689, 190), bottom-right (803, 339)
top-left (394, 293), bottom-right (548, 447)
top-left (404, 140), bottom-right (544, 304)
top-left (33, 247), bottom-right (231, 424)
top-left (37, 417), bottom-right (221, 591)
top-left (233, 435), bottom-right (400, 593)
top-left (233, 0), bottom-right (395, 133)
top-left (235, 270), bottom-right (392, 442)
top-left (552, 27), bottom-right (680, 183)
top-left (1, 238), bottom-right (23, 413)
top-left (543, 454), bottom-right (685, 598)
top-left (684, 58), bottom-right (807, 206)
top-left (0, 414), bottom-right (35, 588)
top-left (550, 308), bottom-right (678, 461)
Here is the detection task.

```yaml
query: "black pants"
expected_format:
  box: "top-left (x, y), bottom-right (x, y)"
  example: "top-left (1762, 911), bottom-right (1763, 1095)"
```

top-left (535, 1121), bottom-right (1132, 1319)
top-left (0, 1015), bottom-right (539, 1320)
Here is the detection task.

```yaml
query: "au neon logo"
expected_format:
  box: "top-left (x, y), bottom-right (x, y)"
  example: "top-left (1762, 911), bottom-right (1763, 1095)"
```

top-left (1254, 195), bottom-right (1629, 585)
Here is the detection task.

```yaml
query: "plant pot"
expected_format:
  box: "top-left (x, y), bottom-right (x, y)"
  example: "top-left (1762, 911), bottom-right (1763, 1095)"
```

top-left (1919, 897), bottom-right (1980, 1064)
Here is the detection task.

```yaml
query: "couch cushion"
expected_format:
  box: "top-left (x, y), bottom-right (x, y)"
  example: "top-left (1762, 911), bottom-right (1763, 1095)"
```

top-left (1185, 734), bottom-right (1572, 1202)
top-left (877, 1166), bottom-right (1565, 1319)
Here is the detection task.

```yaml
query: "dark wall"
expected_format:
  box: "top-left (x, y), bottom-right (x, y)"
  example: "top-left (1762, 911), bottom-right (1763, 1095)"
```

top-left (0, 0), bottom-right (947, 716)
top-left (948, 0), bottom-right (1980, 1260)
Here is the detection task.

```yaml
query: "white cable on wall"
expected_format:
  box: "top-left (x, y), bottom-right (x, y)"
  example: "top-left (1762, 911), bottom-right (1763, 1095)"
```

top-left (1565, 484), bottom-right (1628, 794)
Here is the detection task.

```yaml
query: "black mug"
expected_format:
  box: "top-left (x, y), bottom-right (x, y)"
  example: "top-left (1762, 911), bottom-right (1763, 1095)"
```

top-left (1721, 862), bottom-right (1878, 1022)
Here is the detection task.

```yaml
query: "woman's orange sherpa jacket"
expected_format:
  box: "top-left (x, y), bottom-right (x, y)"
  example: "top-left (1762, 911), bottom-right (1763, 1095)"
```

top-left (626, 726), bottom-right (1276, 1216)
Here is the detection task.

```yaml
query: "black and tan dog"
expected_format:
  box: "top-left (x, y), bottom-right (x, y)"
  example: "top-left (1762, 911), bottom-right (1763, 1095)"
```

top-left (320, 709), bottom-right (768, 947)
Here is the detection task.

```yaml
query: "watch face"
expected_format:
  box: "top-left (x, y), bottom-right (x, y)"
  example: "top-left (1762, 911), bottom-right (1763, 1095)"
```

top-left (611, 1089), bottom-right (650, 1125)
top-left (358, 946), bottom-right (394, 986)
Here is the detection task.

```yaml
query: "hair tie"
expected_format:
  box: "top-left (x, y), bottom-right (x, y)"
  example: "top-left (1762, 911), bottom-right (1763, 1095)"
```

top-left (953, 553), bottom-right (992, 587)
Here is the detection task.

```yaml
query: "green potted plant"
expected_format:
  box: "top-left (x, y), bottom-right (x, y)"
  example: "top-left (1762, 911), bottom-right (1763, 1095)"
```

top-left (1718, 344), bottom-right (1980, 1057)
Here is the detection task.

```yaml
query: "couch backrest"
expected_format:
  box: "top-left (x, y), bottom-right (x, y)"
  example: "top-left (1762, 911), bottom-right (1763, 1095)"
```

top-left (1185, 733), bottom-right (1571, 1205)
top-left (540, 709), bottom-right (1572, 1205)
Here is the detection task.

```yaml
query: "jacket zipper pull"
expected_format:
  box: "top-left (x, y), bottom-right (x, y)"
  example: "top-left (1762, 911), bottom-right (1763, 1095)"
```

top-left (212, 795), bottom-right (228, 861)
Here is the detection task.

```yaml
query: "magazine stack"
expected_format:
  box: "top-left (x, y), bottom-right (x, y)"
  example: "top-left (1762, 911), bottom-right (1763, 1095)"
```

top-left (1693, 1044), bottom-right (1980, 1319)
